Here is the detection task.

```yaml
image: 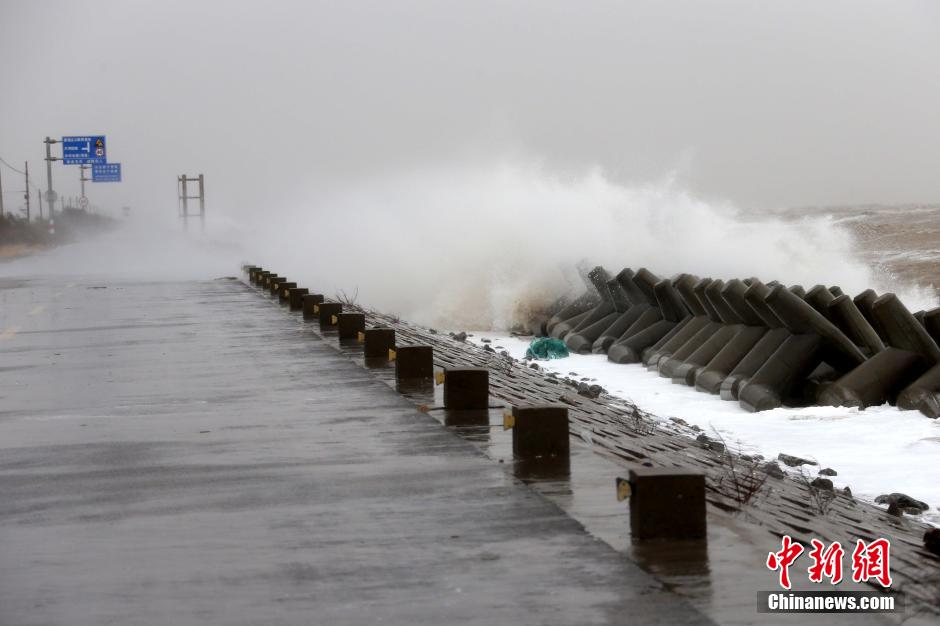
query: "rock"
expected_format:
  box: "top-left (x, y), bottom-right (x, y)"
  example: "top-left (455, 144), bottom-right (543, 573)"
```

top-left (810, 477), bottom-right (834, 491)
top-left (483, 344), bottom-right (495, 353)
top-left (499, 350), bottom-right (509, 357)
top-left (778, 453), bottom-right (818, 468)
top-left (924, 529), bottom-right (940, 556)
top-left (842, 486), bottom-right (852, 497)
top-left (887, 502), bottom-right (901, 517)
top-left (818, 467), bottom-right (838, 476)
top-left (452, 331), bottom-right (468, 342)
top-left (481, 338), bottom-right (491, 343)
top-left (577, 382), bottom-right (603, 399)
top-left (528, 363), bottom-right (540, 370)
top-left (669, 417), bottom-right (688, 427)
top-left (429, 328), bottom-right (438, 334)
top-left (762, 461), bottom-right (785, 479)
top-left (695, 434), bottom-right (725, 453)
top-left (569, 372), bottom-right (578, 376)
top-left (874, 493), bottom-right (929, 515)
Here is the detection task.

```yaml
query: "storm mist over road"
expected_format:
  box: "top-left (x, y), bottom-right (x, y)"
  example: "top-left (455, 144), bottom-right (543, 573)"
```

top-left (2, 1), bottom-right (938, 326)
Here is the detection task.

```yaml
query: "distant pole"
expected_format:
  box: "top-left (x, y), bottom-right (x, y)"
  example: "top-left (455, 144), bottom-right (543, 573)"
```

top-left (43, 137), bottom-right (58, 220)
top-left (37, 187), bottom-right (42, 220)
top-left (0, 165), bottom-right (4, 218)
top-left (197, 173), bottom-right (205, 232)
top-left (24, 162), bottom-right (31, 222)
top-left (79, 164), bottom-right (89, 201)
top-left (180, 175), bottom-right (189, 231)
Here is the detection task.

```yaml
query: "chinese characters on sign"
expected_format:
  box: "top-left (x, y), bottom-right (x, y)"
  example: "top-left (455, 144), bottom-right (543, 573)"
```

top-left (62, 136), bottom-right (107, 164)
top-left (91, 163), bottom-right (122, 183)
top-left (767, 535), bottom-right (892, 589)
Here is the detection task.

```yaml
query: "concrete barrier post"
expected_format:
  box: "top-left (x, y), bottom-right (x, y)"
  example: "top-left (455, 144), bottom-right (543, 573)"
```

top-left (317, 303), bottom-right (343, 327)
top-left (394, 345), bottom-right (434, 382)
top-left (276, 282), bottom-right (297, 302)
top-left (442, 367), bottom-right (489, 410)
top-left (363, 327), bottom-right (395, 358)
top-left (302, 294), bottom-right (326, 320)
top-left (288, 287), bottom-right (309, 310)
top-left (620, 468), bottom-right (706, 540)
top-left (337, 313), bottom-right (366, 339)
top-left (270, 278), bottom-right (292, 296)
top-left (264, 274), bottom-right (281, 290)
top-left (506, 405), bottom-right (569, 459)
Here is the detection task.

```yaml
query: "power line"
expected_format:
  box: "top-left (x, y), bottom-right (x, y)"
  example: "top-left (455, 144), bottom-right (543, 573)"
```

top-left (0, 156), bottom-right (43, 190)
top-left (0, 156), bottom-right (27, 175)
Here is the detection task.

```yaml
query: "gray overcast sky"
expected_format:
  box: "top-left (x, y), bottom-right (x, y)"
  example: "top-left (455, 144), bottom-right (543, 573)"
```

top-left (2, 0), bottom-right (939, 218)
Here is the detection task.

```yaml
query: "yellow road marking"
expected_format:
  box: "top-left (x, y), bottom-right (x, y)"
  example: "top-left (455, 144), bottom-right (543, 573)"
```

top-left (616, 477), bottom-right (633, 502)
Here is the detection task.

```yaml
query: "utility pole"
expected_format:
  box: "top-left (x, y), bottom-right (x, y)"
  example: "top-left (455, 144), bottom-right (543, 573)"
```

top-left (179, 175), bottom-right (188, 230)
top-left (24, 162), bottom-right (31, 222)
top-left (0, 165), bottom-right (4, 218)
top-left (43, 137), bottom-right (58, 220)
top-left (79, 164), bottom-right (90, 203)
top-left (37, 187), bottom-right (42, 220)
top-left (198, 174), bottom-right (205, 232)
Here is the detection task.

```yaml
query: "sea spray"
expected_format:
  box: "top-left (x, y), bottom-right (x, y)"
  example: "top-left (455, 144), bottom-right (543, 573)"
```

top-left (242, 160), bottom-right (932, 329)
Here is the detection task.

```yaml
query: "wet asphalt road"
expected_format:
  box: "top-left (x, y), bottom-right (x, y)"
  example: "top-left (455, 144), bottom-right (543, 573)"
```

top-left (0, 277), bottom-right (708, 625)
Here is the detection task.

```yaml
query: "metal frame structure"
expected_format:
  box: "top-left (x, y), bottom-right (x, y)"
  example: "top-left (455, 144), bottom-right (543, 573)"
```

top-left (177, 174), bottom-right (205, 231)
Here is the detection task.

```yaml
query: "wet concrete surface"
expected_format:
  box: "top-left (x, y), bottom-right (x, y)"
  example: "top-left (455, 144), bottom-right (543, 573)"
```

top-left (322, 289), bottom-right (925, 624)
top-left (0, 277), bottom-right (709, 625)
top-left (334, 344), bottom-right (906, 626)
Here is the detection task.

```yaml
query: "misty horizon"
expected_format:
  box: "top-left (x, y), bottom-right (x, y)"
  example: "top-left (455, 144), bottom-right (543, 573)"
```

top-left (2, 0), bottom-right (939, 220)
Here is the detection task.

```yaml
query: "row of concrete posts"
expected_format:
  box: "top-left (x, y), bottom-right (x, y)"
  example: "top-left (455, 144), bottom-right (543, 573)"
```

top-left (242, 265), bottom-right (708, 542)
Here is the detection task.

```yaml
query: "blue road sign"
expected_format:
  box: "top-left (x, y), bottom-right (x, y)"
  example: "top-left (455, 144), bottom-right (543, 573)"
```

top-left (91, 162), bottom-right (121, 182)
top-left (62, 136), bottom-right (107, 164)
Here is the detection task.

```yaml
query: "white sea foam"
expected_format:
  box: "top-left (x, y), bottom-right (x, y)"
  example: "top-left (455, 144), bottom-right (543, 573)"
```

top-left (241, 160), bottom-right (935, 328)
top-left (472, 333), bottom-right (940, 526)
